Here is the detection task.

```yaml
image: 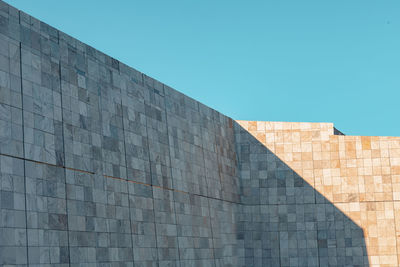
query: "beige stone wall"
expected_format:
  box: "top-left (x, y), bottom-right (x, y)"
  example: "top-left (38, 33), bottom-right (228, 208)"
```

top-left (236, 120), bottom-right (400, 266)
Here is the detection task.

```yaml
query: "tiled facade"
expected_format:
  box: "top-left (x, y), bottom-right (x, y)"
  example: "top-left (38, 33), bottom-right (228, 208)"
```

top-left (0, 1), bottom-right (399, 266)
top-left (235, 121), bottom-right (400, 266)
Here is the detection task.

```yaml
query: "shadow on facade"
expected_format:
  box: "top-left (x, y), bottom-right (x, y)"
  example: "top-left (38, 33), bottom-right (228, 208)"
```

top-left (234, 123), bottom-right (369, 267)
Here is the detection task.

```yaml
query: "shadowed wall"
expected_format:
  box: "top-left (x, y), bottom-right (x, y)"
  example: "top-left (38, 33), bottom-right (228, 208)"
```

top-left (0, 1), bottom-right (397, 266)
top-left (236, 121), bottom-right (400, 266)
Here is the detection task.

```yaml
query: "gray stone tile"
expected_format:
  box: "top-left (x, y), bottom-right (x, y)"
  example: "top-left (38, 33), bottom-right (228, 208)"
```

top-left (174, 192), bottom-right (215, 266)
top-left (0, 154), bottom-right (27, 266)
top-left (128, 182), bottom-right (158, 266)
top-left (66, 170), bottom-right (133, 265)
top-left (121, 73), bottom-right (151, 184)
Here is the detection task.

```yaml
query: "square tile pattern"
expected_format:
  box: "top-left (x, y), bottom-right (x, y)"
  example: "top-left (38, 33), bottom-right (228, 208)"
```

top-left (236, 120), bottom-right (400, 266)
top-left (0, 1), bottom-right (400, 266)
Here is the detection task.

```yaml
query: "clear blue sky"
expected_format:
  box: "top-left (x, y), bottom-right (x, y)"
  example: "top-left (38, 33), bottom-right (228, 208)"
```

top-left (6, 0), bottom-right (400, 136)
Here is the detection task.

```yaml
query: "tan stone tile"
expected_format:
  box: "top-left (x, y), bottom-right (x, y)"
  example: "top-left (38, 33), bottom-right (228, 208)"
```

top-left (362, 136), bottom-right (372, 150)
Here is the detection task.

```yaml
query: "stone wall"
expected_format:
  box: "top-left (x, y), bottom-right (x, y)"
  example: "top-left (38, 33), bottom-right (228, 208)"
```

top-left (0, 1), bottom-right (241, 266)
top-left (235, 121), bottom-right (400, 266)
top-left (0, 1), bottom-right (399, 266)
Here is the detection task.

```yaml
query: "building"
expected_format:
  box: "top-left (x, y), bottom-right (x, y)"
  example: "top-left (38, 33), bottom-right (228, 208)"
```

top-left (0, 1), bottom-right (399, 266)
